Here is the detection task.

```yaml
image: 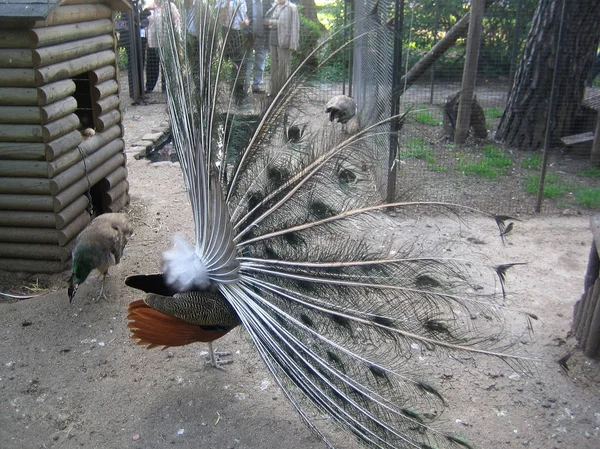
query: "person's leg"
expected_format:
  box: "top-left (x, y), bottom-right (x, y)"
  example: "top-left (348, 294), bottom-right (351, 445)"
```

top-left (252, 41), bottom-right (267, 91)
top-left (145, 47), bottom-right (159, 92)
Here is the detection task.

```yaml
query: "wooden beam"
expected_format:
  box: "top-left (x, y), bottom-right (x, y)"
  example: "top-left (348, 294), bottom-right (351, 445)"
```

top-left (96, 109), bottom-right (121, 132)
top-left (0, 241), bottom-right (72, 261)
top-left (93, 79), bottom-right (119, 101)
top-left (0, 105), bottom-right (41, 124)
top-left (0, 49), bottom-right (33, 68)
top-left (90, 65), bottom-right (116, 85)
top-left (106, 191), bottom-right (129, 213)
top-left (33, 35), bottom-right (115, 68)
top-left (94, 94), bottom-right (120, 117)
top-left (42, 113), bottom-right (80, 142)
top-left (0, 68), bottom-right (36, 87)
top-left (34, 5), bottom-right (112, 28)
top-left (0, 193), bottom-right (54, 211)
top-left (45, 129), bottom-right (83, 161)
top-left (0, 29), bottom-right (30, 49)
top-left (0, 161), bottom-right (48, 178)
top-left (56, 195), bottom-right (89, 229)
top-left (38, 79), bottom-right (77, 106)
top-left (0, 87), bottom-right (38, 106)
top-left (35, 50), bottom-right (115, 85)
top-left (0, 123), bottom-right (43, 142)
top-left (41, 96), bottom-right (78, 124)
top-left (0, 176), bottom-right (51, 194)
top-left (0, 142), bottom-right (46, 160)
top-left (30, 19), bottom-right (114, 48)
top-left (100, 165), bottom-right (127, 190)
top-left (0, 210), bottom-right (56, 228)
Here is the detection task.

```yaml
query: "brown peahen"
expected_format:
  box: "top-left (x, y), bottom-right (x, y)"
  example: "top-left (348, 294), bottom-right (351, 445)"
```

top-left (126, 2), bottom-right (534, 448)
top-left (69, 212), bottom-right (133, 302)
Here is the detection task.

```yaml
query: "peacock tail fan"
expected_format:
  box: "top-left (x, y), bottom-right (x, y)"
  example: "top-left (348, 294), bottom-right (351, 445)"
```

top-left (151, 1), bottom-right (535, 448)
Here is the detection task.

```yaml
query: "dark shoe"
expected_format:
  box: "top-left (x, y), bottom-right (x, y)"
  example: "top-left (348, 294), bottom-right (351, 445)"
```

top-left (252, 87), bottom-right (266, 94)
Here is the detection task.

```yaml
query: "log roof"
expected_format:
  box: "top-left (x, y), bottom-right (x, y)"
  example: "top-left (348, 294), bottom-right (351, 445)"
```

top-left (0, 0), bottom-right (132, 19)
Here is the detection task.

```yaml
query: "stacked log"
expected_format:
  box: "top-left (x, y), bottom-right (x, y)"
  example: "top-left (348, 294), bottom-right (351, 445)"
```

top-left (572, 216), bottom-right (600, 358)
top-left (0, 2), bottom-right (129, 273)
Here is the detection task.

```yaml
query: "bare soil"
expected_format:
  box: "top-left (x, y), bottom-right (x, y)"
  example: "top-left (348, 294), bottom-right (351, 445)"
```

top-left (1, 98), bottom-right (599, 449)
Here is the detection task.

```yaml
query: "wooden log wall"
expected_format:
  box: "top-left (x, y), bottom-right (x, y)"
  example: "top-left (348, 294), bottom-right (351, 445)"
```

top-left (0, 2), bottom-right (129, 273)
top-left (572, 216), bottom-right (600, 358)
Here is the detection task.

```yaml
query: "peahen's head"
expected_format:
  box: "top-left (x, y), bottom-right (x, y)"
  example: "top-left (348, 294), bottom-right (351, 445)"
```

top-left (68, 247), bottom-right (94, 302)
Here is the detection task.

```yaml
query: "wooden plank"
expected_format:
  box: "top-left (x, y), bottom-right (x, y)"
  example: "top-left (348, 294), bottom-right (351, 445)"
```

top-left (0, 30), bottom-right (31, 49)
top-left (33, 34), bottom-right (114, 68)
top-left (30, 18), bottom-right (113, 48)
top-left (0, 176), bottom-right (51, 194)
top-left (106, 191), bottom-right (129, 213)
top-left (0, 241), bottom-right (71, 261)
top-left (0, 105), bottom-right (41, 124)
top-left (0, 68), bottom-right (36, 87)
top-left (90, 65), bottom-right (116, 84)
top-left (94, 94), bottom-right (120, 117)
top-left (93, 79), bottom-right (119, 101)
top-left (34, 5), bottom-right (112, 28)
top-left (0, 210), bottom-right (56, 228)
top-left (0, 87), bottom-right (38, 105)
top-left (0, 141), bottom-right (46, 160)
top-left (35, 50), bottom-right (115, 85)
top-left (96, 109), bottom-right (121, 132)
top-left (561, 132), bottom-right (594, 146)
top-left (41, 96), bottom-right (78, 124)
top-left (0, 48), bottom-right (33, 68)
top-left (0, 193), bottom-right (53, 211)
top-left (38, 79), bottom-right (76, 106)
top-left (42, 113), bottom-right (80, 142)
top-left (0, 123), bottom-right (43, 142)
top-left (45, 129), bottom-right (83, 160)
top-left (0, 160), bottom-right (48, 178)
top-left (56, 195), bottom-right (88, 229)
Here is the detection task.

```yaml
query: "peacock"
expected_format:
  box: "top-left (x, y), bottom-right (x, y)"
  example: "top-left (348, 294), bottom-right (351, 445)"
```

top-left (125, 2), bottom-right (534, 448)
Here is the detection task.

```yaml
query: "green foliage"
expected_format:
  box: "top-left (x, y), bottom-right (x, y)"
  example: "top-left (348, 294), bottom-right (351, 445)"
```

top-left (575, 187), bottom-right (600, 208)
top-left (412, 107), bottom-right (442, 126)
top-left (524, 173), bottom-right (567, 198)
top-left (456, 145), bottom-right (512, 179)
top-left (578, 167), bottom-right (600, 177)
top-left (520, 154), bottom-right (541, 170)
top-left (400, 138), bottom-right (436, 164)
top-left (118, 47), bottom-right (128, 71)
top-left (484, 107), bottom-right (503, 121)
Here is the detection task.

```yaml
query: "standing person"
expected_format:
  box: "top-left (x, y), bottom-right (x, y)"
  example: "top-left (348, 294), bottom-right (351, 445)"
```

top-left (266, 0), bottom-right (299, 96)
top-left (146, 1), bottom-right (181, 94)
top-left (246, 0), bottom-right (269, 94)
top-left (218, 0), bottom-right (250, 102)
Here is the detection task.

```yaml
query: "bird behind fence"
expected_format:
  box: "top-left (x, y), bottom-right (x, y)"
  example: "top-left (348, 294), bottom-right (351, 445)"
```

top-left (125, 2), bottom-right (534, 448)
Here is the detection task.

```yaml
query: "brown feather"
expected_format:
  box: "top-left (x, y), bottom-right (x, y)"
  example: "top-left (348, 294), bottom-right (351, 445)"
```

top-left (127, 299), bottom-right (233, 348)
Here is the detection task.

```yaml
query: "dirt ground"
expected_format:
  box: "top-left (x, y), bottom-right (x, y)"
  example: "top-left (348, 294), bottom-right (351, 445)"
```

top-left (1, 99), bottom-right (600, 449)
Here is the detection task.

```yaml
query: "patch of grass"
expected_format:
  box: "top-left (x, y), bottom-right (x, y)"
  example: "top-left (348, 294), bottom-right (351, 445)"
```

top-left (521, 154), bottom-right (542, 170)
top-left (524, 173), bottom-right (567, 198)
top-left (400, 138), bottom-right (436, 164)
top-left (456, 145), bottom-right (512, 179)
top-left (412, 107), bottom-right (442, 126)
top-left (484, 107), bottom-right (503, 120)
top-left (578, 167), bottom-right (600, 177)
top-left (575, 187), bottom-right (600, 208)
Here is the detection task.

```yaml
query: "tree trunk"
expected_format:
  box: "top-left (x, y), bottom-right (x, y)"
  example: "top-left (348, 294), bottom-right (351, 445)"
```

top-left (496, 0), bottom-right (600, 150)
top-left (297, 0), bottom-right (319, 22)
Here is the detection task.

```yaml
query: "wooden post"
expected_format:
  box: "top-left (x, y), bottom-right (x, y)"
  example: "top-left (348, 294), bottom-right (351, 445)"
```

top-left (31, 19), bottom-right (113, 48)
top-left (590, 110), bottom-right (600, 166)
top-left (454, 0), bottom-right (485, 145)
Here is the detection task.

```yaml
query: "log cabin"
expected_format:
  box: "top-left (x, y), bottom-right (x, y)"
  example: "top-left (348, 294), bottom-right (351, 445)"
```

top-left (0, 0), bottom-right (132, 273)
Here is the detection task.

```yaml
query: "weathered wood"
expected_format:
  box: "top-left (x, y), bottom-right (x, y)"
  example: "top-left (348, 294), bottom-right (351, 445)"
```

top-left (51, 138), bottom-right (124, 195)
top-left (94, 94), bottom-right (119, 117)
top-left (0, 29), bottom-right (30, 49)
top-left (38, 79), bottom-right (77, 106)
top-left (48, 125), bottom-right (122, 176)
top-left (0, 210), bottom-right (56, 228)
top-left (35, 50), bottom-right (115, 85)
top-left (0, 105), bottom-right (41, 124)
top-left (30, 19), bottom-right (114, 48)
top-left (562, 132), bottom-right (594, 147)
top-left (0, 176), bottom-right (51, 194)
top-left (0, 258), bottom-right (68, 273)
top-left (0, 87), bottom-right (38, 105)
top-left (0, 193), bottom-right (53, 211)
top-left (591, 112), bottom-right (600, 166)
top-left (0, 48), bottom-right (33, 68)
top-left (590, 216), bottom-right (600, 261)
top-left (0, 241), bottom-right (71, 261)
top-left (41, 96), bottom-right (78, 124)
top-left (34, 5), bottom-right (112, 28)
top-left (584, 286), bottom-right (600, 357)
top-left (0, 142), bottom-right (46, 160)
top-left (0, 68), bottom-right (36, 87)
top-left (579, 278), bottom-right (600, 345)
top-left (53, 152), bottom-right (125, 212)
top-left (56, 195), bottom-right (89, 229)
top-left (103, 179), bottom-right (128, 205)
top-left (106, 191), bottom-right (129, 213)
top-left (96, 109), bottom-right (121, 132)
top-left (93, 79), bottom-right (119, 101)
top-left (90, 65), bottom-right (116, 84)
top-left (42, 113), bottom-right (80, 142)
top-left (0, 160), bottom-right (48, 178)
top-left (0, 123), bottom-right (43, 142)
top-left (0, 227), bottom-right (62, 244)
top-left (100, 165), bottom-right (127, 190)
top-left (57, 210), bottom-right (90, 246)
top-left (33, 34), bottom-right (115, 68)
top-left (45, 129), bottom-right (83, 160)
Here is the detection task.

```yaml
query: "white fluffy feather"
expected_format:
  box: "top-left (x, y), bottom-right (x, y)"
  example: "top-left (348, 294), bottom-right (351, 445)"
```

top-left (162, 235), bottom-right (211, 292)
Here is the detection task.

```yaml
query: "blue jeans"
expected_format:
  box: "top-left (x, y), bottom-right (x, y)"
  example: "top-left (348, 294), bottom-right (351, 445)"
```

top-left (246, 37), bottom-right (268, 90)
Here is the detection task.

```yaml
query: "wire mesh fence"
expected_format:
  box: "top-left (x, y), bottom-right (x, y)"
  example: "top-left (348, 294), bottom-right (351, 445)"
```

top-left (117, 0), bottom-right (600, 215)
